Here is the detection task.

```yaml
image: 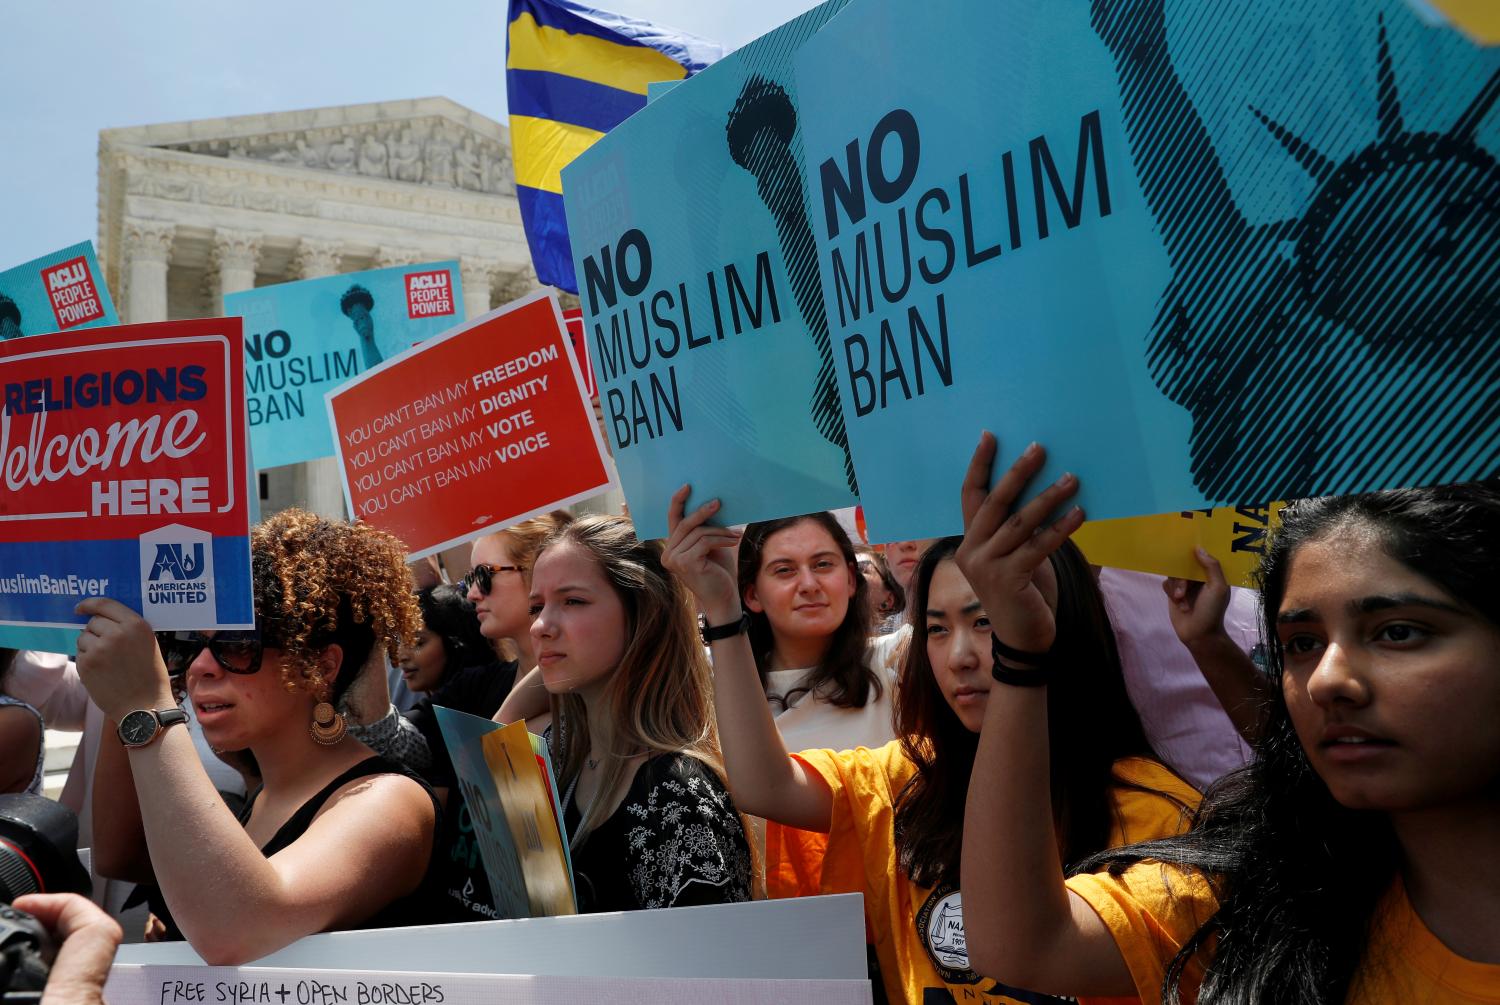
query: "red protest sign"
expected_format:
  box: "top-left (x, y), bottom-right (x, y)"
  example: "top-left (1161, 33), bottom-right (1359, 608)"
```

top-left (0, 319), bottom-right (255, 630)
top-left (561, 307), bottom-right (596, 401)
top-left (328, 292), bottom-right (613, 558)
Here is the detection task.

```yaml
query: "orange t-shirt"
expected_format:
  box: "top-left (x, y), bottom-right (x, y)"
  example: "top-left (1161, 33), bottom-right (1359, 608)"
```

top-left (1069, 864), bottom-right (1500, 1003)
top-left (767, 741), bottom-right (1199, 1004)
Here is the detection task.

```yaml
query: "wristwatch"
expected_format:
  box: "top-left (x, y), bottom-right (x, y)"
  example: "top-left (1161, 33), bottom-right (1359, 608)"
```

top-left (117, 707), bottom-right (189, 748)
top-left (701, 611), bottom-right (752, 645)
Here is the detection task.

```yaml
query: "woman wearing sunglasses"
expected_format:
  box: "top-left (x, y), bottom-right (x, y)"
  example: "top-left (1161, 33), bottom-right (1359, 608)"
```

top-left (77, 509), bottom-right (442, 964)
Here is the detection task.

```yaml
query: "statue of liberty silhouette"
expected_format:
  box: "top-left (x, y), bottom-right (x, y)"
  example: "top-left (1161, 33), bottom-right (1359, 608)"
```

top-left (1092, 0), bottom-right (1498, 500)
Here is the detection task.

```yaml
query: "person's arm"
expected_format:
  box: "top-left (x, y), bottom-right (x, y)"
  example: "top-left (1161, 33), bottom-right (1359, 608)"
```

top-left (661, 485), bottom-right (833, 832)
top-left (955, 435), bottom-right (1134, 996)
top-left (495, 665), bottom-right (548, 724)
top-left (74, 598), bottom-right (435, 965)
top-left (1162, 548), bottom-right (1269, 744)
top-left (5, 651), bottom-right (91, 731)
top-left (89, 726), bottom-right (154, 883)
top-left (0, 705), bottom-right (42, 793)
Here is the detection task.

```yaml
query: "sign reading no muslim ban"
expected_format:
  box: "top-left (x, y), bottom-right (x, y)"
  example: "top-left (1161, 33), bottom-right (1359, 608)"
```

top-left (225, 261), bottom-right (463, 470)
top-left (0, 319), bottom-right (254, 631)
top-left (327, 292), bottom-right (614, 558)
top-left (791, 0), bottom-right (1498, 541)
top-left (561, 0), bottom-right (857, 540)
top-left (0, 241), bottom-right (119, 341)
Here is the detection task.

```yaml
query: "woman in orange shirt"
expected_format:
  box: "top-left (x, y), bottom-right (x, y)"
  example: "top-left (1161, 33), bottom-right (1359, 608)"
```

top-left (957, 436), bottom-right (1500, 1003)
top-left (664, 489), bottom-right (1197, 1004)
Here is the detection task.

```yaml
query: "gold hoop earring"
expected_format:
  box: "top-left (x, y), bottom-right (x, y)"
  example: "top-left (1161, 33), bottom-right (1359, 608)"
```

top-left (310, 700), bottom-right (347, 746)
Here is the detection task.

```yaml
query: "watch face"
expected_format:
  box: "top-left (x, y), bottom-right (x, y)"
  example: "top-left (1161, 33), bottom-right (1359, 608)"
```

top-left (119, 710), bottom-right (158, 746)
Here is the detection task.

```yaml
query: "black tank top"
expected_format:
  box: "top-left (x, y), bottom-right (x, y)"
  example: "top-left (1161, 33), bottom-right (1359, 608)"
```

top-left (142, 755), bottom-right (445, 942)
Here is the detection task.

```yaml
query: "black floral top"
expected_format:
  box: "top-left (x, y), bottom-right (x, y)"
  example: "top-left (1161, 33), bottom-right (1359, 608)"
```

top-left (563, 753), bottom-right (753, 913)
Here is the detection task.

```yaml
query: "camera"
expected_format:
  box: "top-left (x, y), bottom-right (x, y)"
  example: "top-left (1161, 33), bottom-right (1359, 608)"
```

top-left (0, 794), bottom-right (92, 1001)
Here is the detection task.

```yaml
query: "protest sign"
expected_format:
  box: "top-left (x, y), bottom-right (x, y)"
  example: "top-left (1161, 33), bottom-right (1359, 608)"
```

top-left (560, 307), bottom-right (596, 400)
top-left (0, 242), bottom-right (118, 340)
top-left (106, 965), bottom-right (873, 1005)
top-left (327, 292), bottom-right (612, 558)
top-left (0, 319), bottom-right (254, 631)
top-left (1073, 502), bottom-right (1286, 588)
top-left (225, 261), bottom-right (463, 469)
top-left (434, 707), bottom-right (574, 919)
top-left (561, 0), bottom-right (857, 540)
top-left (793, 0), bottom-right (1499, 541)
top-left (114, 893), bottom-right (869, 980)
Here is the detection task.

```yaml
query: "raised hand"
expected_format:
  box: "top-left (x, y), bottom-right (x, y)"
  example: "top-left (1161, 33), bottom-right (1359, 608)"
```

top-left (1162, 546), bottom-right (1233, 652)
top-left (661, 485), bottom-right (743, 624)
top-left (73, 597), bottom-right (176, 722)
top-left (954, 434), bottom-right (1084, 658)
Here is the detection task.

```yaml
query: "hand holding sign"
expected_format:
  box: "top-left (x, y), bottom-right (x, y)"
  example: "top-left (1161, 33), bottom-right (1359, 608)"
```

top-left (661, 486), bottom-right (742, 625)
top-left (954, 435), bottom-right (1085, 659)
top-left (74, 596), bottom-right (177, 724)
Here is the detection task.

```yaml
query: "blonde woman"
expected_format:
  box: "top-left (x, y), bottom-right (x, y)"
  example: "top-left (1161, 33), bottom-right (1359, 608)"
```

top-left (529, 515), bottom-right (753, 912)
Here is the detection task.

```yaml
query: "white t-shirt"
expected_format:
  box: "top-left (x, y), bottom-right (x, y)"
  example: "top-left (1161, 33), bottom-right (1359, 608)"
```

top-left (764, 642), bottom-right (899, 754)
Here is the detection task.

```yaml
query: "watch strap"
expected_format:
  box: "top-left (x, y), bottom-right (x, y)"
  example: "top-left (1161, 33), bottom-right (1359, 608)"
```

top-left (701, 612), bottom-right (751, 645)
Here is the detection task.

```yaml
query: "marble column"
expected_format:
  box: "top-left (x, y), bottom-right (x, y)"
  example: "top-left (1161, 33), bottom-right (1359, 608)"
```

top-left (493, 265), bottom-right (538, 310)
top-left (290, 237), bottom-right (343, 280)
top-left (208, 228), bottom-right (263, 314)
top-left (122, 219), bottom-right (176, 323)
top-left (460, 257), bottom-right (501, 320)
top-left (373, 246), bottom-right (421, 269)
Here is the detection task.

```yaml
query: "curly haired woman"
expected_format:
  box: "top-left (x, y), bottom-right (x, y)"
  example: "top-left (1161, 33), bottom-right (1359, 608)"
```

top-left (79, 509), bottom-right (442, 964)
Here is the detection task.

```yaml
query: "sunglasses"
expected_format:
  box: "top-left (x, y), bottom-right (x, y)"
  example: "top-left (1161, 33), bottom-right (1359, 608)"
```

top-left (460, 563), bottom-right (523, 596)
top-left (155, 630), bottom-right (265, 676)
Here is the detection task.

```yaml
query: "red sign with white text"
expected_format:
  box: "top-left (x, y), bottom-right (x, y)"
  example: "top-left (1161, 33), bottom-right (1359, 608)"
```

top-left (42, 257), bottom-right (107, 330)
top-left (0, 319), bottom-right (254, 629)
top-left (406, 270), bottom-right (457, 319)
top-left (561, 308), bottom-right (596, 401)
top-left (328, 293), bottom-right (613, 558)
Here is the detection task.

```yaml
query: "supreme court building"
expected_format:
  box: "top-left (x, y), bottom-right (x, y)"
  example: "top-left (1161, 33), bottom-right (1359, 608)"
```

top-left (97, 97), bottom-right (551, 521)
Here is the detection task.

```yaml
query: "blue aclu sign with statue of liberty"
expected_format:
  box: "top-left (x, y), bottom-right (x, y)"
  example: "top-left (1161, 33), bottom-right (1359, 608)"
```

top-left (796, 0), bottom-right (1497, 541)
top-left (224, 261), bottom-right (463, 469)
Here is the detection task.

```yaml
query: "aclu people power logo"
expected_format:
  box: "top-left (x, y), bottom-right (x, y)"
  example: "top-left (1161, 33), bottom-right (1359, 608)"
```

top-left (139, 524), bottom-right (216, 627)
top-left (405, 270), bottom-right (456, 319)
top-left (41, 257), bottom-right (106, 330)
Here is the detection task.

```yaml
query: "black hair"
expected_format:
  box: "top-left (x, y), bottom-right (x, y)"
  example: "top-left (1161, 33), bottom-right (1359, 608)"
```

top-left (1078, 481), bottom-right (1500, 1004)
top-left (339, 285), bottom-right (374, 316)
top-left (856, 545), bottom-right (906, 619)
top-left (737, 512), bottom-right (879, 710)
top-left (0, 649), bottom-right (17, 690)
top-left (0, 295), bottom-right (19, 330)
top-left (416, 584), bottom-right (493, 681)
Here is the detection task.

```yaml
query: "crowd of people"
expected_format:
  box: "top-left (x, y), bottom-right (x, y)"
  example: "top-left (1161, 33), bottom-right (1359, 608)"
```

top-left (3, 436), bottom-right (1496, 1003)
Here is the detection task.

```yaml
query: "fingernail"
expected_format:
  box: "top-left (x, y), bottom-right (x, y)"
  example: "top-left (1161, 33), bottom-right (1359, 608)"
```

top-left (1059, 472), bottom-right (1076, 487)
top-left (1025, 442), bottom-right (1040, 457)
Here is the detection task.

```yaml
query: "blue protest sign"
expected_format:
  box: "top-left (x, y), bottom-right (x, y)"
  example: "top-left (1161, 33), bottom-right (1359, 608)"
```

top-left (562, 0), bottom-right (855, 540)
top-left (0, 242), bottom-right (118, 340)
top-left (224, 262), bottom-right (463, 469)
top-left (795, 0), bottom-right (1498, 541)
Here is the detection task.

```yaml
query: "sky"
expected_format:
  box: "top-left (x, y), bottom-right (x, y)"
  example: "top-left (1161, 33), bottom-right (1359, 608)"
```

top-left (0, 0), bottom-right (820, 269)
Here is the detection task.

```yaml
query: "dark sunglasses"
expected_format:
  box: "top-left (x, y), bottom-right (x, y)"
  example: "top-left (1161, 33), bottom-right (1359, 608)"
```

top-left (155, 630), bottom-right (265, 676)
top-left (459, 563), bottom-right (523, 596)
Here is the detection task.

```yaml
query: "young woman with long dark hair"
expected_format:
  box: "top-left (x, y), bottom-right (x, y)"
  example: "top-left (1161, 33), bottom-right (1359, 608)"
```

top-left (958, 436), bottom-right (1500, 1003)
top-left (665, 487), bottom-right (1196, 1003)
top-left (736, 512), bottom-right (896, 753)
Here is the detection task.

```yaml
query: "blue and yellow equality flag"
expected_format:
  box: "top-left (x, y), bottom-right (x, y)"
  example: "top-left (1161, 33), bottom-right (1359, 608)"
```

top-left (507, 0), bottom-right (721, 292)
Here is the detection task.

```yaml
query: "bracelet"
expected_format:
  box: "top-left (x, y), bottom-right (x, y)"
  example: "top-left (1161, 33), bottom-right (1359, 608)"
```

top-left (701, 611), bottom-right (751, 645)
top-left (991, 661), bottom-right (1051, 687)
top-left (990, 633), bottom-right (1051, 667)
top-left (991, 633), bottom-right (1051, 687)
